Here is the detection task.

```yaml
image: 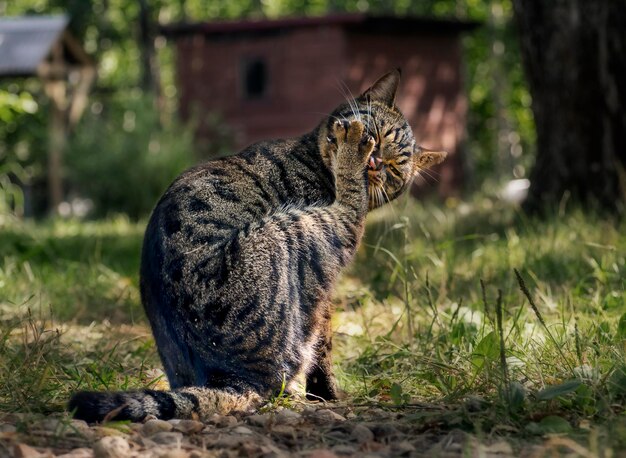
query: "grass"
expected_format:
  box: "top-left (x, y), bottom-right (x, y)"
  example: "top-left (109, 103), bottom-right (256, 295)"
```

top-left (0, 198), bottom-right (625, 454)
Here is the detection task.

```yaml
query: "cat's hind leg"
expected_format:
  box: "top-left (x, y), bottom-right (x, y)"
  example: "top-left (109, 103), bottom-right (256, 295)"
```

top-left (306, 306), bottom-right (338, 401)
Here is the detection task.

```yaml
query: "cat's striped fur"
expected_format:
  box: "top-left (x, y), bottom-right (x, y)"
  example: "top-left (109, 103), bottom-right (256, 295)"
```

top-left (69, 70), bottom-right (446, 422)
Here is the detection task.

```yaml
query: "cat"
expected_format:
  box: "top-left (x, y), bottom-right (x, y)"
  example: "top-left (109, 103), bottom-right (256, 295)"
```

top-left (68, 70), bottom-right (446, 422)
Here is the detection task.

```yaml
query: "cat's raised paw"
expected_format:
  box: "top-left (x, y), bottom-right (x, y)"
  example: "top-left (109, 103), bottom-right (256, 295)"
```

top-left (332, 120), bottom-right (374, 165)
top-left (359, 134), bottom-right (376, 161)
top-left (346, 120), bottom-right (365, 144)
top-left (332, 119), bottom-right (365, 146)
top-left (331, 120), bottom-right (347, 141)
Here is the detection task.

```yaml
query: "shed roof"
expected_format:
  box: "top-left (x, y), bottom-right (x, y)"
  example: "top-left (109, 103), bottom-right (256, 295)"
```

top-left (161, 13), bottom-right (479, 38)
top-left (0, 15), bottom-right (71, 76)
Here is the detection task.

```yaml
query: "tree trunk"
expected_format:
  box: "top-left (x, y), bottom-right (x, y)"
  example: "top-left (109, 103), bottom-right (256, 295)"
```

top-left (138, 0), bottom-right (156, 93)
top-left (512, 1), bottom-right (626, 212)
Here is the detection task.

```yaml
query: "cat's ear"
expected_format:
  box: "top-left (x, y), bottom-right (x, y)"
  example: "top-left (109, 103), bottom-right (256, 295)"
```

top-left (413, 146), bottom-right (447, 174)
top-left (361, 69), bottom-right (401, 107)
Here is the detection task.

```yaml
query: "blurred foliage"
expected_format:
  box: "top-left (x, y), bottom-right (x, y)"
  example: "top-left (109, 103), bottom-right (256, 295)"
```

top-left (0, 0), bottom-right (534, 217)
top-left (0, 88), bottom-right (44, 219)
top-left (66, 94), bottom-right (195, 219)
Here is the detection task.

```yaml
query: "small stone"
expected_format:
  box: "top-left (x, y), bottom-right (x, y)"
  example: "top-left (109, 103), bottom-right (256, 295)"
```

top-left (69, 419), bottom-right (90, 430)
top-left (13, 443), bottom-right (47, 458)
top-left (331, 445), bottom-right (357, 456)
top-left (246, 413), bottom-right (271, 427)
top-left (133, 435), bottom-right (157, 448)
top-left (207, 414), bottom-right (238, 428)
top-left (93, 436), bottom-right (130, 458)
top-left (350, 424), bottom-right (374, 443)
top-left (324, 429), bottom-right (348, 441)
top-left (168, 419), bottom-right (204, 434)
top-left (92, 426), bottom-right (129, 438)
top-left (40, 418), bottom-right (62, 430)
top-left (0, 423), bottom-right (17, 433)
top-left (221, 415), bottom-right (238, 427)
top-left (66, 420), bottom-right (96, 440)
top-left (269, 425), bottom-right (296, 439)
top-left (312, 409), bottom-right (346, 424)
top-left (276, 409), bottom-right (301, 425)
top-left (232, 425), bottom-right (253, 435)
top-left (370, 423), bottom-right (400, 440)
top-left (129, 423), bottom-right (144, 433)
top-left (214, 435), bottom-right (247, 448)
top-left (142, 419), bottom-right (174, 436)
top-left (392, 441), bottom-right (416, 455)
top-left (240, 443), bottom-right (277, 457)
top-left (482, 440), bottom-right (513, 455)
top-left (150, 431), bottom-right (183, 445)
top-left (302, 406), bottom-right (318, 416)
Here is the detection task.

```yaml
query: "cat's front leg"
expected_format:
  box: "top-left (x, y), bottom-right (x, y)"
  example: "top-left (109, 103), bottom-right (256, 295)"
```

top-left (332, 119), bottom-right (376, 215)
top-left (304, 121), bottom-right (374, 401)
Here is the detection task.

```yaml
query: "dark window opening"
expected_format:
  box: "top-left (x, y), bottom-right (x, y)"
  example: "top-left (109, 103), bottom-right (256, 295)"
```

top-left (242, 59), bottom-right (267, 99)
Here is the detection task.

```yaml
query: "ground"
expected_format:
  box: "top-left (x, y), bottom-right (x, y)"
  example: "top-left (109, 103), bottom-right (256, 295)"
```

top-left (0, 196), bottom-right (625, 457)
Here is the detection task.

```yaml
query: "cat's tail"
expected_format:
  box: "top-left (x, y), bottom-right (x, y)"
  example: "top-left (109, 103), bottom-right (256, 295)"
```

top-left (68, 387), bottom-right (261, 423)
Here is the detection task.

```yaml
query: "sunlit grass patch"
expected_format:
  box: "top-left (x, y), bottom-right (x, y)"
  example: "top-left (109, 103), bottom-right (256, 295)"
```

top-left (334, 196), bottom-right (625, 451)
top-left (0, 216), bottom-right (144, 322)
top-left (0, 216), bottom-right (155, 415)
top-left (0, 310), bottom-right (160, 415)
top-left (0, 198), bottom-right (624, 453)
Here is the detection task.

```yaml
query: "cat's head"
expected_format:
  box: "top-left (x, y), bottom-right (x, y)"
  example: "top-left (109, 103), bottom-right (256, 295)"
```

top-left (320, 69), bottom-right (447, 210)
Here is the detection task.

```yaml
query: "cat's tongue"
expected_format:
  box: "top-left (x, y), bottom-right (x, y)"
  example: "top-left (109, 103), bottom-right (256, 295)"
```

top-left (369, 156), bottom-right (383, 170)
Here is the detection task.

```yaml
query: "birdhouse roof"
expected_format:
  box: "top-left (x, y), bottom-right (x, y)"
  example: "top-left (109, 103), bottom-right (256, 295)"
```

top-left (0, 15), bottom-right (90, 77)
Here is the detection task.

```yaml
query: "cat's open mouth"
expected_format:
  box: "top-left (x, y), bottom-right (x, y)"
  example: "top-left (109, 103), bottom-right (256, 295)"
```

top-left (368, 155), bottom-right (384, 171)
top-left (367, 159), bottom-right (385, 188)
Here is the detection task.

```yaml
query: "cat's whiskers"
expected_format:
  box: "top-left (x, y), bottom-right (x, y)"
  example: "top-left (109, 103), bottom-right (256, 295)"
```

top-left (379, 188), bottom-right (385, 210)
top-left (335, 79), bottom-right (361, 123)
top-left (372, 188), bottom-right (379, 209)
top-left (380, 185), bottom-right (398, 220)
top-left (369, 184), bottom-right (387, 212)
top-left (416, 167), bottom-right (441, 183)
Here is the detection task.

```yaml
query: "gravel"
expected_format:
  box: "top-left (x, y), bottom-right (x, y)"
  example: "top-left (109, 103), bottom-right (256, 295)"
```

top-left (0, 405), bottom-right (517, 458)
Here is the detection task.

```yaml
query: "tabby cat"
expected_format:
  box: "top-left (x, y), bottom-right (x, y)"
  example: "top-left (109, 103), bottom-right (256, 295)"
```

top-left (69, 70), bottom-right (446, 422)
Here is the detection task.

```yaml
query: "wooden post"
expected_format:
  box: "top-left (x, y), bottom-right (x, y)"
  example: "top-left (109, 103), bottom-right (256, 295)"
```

top-left (45, 79), bottom-right (67, 215)
top-left (38, 33), bottom-right (95, 215)
top-left (41, 41), bottom-right (68, 215)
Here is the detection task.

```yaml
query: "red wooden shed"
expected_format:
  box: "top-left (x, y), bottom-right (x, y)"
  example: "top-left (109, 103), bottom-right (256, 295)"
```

top-left (162, 14), bottom-right (477, 196)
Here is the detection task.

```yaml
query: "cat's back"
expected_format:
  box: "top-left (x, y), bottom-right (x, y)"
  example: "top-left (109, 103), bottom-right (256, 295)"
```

top-left (156, 135), bottom-right (332, 234)
top-left (140, 136), bottom-right (334, 310)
